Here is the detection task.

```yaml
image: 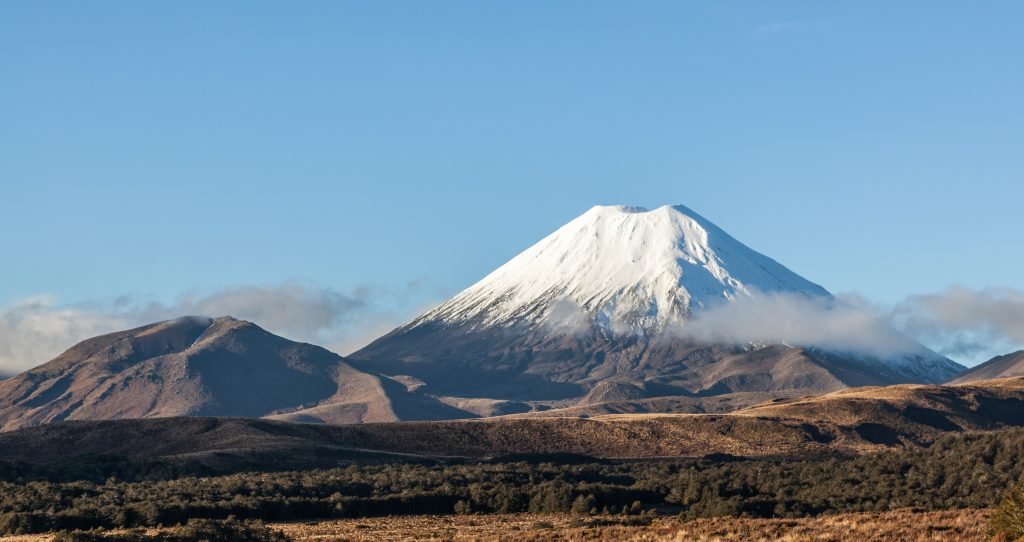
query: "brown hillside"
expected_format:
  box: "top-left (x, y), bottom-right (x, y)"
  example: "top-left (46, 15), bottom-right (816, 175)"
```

top-left (732, 377), bottom-right (1024, 446)
top-left (949, 351), bottom-right (1024, 384)
top-left (0, 317), bottom-right (471, 431)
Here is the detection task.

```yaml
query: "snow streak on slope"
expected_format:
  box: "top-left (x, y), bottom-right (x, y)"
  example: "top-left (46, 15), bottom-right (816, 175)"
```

top-left (415, 205), bottom-right (830, 334)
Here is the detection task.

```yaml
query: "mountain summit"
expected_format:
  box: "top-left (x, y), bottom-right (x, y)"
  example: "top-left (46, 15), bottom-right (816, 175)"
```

top-left (354, 204), bottom-right (963, 402)
top-left (413, 204), bottom-right (829, 333)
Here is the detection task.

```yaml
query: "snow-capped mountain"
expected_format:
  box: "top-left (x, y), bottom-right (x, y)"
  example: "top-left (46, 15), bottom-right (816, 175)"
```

top-left (414, 204), bottom-right (830, 332)
top-left (353, 205), bottom-right (964, 402)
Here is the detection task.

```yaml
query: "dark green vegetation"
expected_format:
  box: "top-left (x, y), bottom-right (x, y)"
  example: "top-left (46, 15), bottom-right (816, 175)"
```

top-left (1, 429), bottom-right (1023, 536)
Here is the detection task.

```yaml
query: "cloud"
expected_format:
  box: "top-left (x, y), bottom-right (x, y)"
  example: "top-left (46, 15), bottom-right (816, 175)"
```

top-left (538, 292), bottom-right (920, 359)
top-left (0, 281), bottom-right (435, 376)
top-left (885, 286), bottom-right (1024, 362)
top-left (675, 292), bottom-right (919, 359)
top-left (537, 287), bottom-right (1024, 365)
top-left (4, 282), bottom-right (1021, 375)
top-left (0, 296), bottom-right (130, 376)
top-left (541, 298), bottom-right (592, 336)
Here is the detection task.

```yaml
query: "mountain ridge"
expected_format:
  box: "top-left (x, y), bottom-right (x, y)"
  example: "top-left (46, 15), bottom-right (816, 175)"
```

top-left (0, 316), bottom-right (471, 431)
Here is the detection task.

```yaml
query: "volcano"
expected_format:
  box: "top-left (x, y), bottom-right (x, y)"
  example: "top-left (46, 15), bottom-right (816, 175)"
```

top-left (352, 205), bottom-right (963, 403)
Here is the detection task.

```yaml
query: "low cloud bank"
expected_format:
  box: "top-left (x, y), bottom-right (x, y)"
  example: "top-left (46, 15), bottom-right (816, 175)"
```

top-left (3, 283), bottom-right (1021, 375)
top-left (885, 286), bottom-right (1024, 362)
top-left (684, 286), bottom-right (1024, 364)
top-left (677, 293), bottom-right (917, 359)
top-left (541, 286), bottom-right (1024, 365)
top-left (540, 292), bottom-right (917, 358)
top-left (0, 297), bottom-right (129, 376)
top-left (0, 281), bottom-right (433, 376)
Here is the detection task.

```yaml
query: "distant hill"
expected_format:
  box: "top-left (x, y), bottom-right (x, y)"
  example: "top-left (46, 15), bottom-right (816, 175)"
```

top-left (0, 316), bottom-right (468, 431)
top-left (949, 351), bottom-right (1024, 384)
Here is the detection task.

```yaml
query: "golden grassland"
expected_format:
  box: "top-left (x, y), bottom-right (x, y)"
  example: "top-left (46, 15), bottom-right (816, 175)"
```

top-left (0, 508), bottom-right (993, 541)
top-left (270, 508), bottom-right (991, 542)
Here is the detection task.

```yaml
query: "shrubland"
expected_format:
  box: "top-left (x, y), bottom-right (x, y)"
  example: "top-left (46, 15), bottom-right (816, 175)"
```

top-left (0, 429), bottom-right (1022, 536)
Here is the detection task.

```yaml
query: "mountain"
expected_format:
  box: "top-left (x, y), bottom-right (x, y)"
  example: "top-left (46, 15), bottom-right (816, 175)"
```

top-left (0, 316), bottom-right (468, 431)
top-left (353, 204), bottom-right (963, 401)
top-left (949, 351), bottom-right (1024, 384)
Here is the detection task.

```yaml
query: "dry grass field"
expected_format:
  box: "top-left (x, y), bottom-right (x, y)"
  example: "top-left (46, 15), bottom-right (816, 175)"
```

top-left (0, 509), bottom-right (992, 541)
top-left (270, 508), bottom-right (991, 542)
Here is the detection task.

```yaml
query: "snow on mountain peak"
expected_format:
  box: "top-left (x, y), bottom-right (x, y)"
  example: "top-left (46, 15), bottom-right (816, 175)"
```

top-left (414, 204), bottom-right (830, 333)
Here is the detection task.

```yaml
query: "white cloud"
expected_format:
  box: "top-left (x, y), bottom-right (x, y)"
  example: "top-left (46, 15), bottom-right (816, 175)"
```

top-left (0, 296), bottom-right (130, 375)
top-left (0, 281), bottom-right (434, 375)
top-left (538, 287), bottom-right (1024, 365)
top-left (541, 298), bottom-right (593, 336)
top-left (3, 283), bottom-right (1021, 375)
top-left (536, 291), bottom-right (920, 359)
top-left (885, 286), bottom-right (1024, 362)
top-left (675, 292), bottom-right (919, 359)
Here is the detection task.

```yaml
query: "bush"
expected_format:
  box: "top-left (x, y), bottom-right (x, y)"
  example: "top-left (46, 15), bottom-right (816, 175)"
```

top-left (174, 518), bottom-right (290, 542)
top-left (991, 482), bottom-right (1024, 540)
top-left (52, 518), bottom-right (290, 542)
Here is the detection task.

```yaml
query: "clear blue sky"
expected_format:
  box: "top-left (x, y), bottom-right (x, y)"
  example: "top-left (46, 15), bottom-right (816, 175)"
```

top-left (2, 1), bottom-right (1022, 312)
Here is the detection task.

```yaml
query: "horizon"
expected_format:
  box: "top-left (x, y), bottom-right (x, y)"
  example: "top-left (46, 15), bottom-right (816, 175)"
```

top-left (3, 2), bottom-right (1023, 371)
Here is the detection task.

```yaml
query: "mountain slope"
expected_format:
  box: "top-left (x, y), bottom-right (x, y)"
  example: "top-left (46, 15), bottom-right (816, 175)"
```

top-left (949, 351), bottom-right (1024, 384)
top-left (354, 205), bottom-right (962, 400)
top-left (732, 377), bottom-right (1024, 446)
top-left (0, 316), bottom-right (468, 431)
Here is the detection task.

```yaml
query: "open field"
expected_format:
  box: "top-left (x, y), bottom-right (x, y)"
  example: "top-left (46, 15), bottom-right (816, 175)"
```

top-left (0, 509), bottom-right (991, 542)
top-left (274, 509), bottom-right (992, 541)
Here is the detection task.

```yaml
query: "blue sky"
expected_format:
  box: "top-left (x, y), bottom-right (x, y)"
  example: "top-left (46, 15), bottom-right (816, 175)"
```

top-left (1, 2), bottom-right (1022, 365)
